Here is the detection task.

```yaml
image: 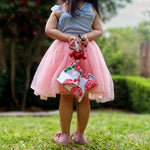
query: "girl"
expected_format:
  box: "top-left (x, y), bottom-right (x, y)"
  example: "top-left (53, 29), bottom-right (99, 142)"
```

top-left (31, 0), bottom-right (114, 146)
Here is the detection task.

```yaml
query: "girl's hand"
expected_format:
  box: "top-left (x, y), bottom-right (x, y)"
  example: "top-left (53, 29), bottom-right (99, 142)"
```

top-left (68, 35), bottom-right (77, 46)
top-left (81, 34), bottom-right (89, 47)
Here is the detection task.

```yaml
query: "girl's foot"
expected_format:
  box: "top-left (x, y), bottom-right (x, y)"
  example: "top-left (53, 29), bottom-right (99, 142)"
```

top-left (71, 131), bottom-right (87, 144)
top-left (54, 132), bottom-right (70, 146)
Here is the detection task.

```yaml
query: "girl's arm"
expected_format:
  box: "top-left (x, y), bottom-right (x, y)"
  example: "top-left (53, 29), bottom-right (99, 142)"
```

top-left (45, 11), bottom-right (77, 42)
top-left (81, 7), bottom-right (103, 41)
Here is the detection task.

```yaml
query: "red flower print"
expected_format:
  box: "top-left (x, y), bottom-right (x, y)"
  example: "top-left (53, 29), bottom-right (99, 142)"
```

top-left (77, 75), bottom-right (80, 83)
top-left (71, 86), bottom-right (82, 98)
top-left (74, 79), bottom-right (77, 82)
top-left (85, 80), bottom-right (97, 91)
top-left (75, 65), bottom-right (81, 73)
top-left (69, 50), bottom-right (86, 60)
top-left (82, 73), bottom-right (90, 79)
top-left (63, 79), bottom-right (75, 85)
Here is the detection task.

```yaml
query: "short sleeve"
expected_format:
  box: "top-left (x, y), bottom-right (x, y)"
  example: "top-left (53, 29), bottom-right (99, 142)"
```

top-left (51, 5), bottom-right (65, 13)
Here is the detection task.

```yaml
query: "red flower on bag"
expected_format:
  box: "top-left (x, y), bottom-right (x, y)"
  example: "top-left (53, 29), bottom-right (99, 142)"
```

top-left (85, 80), bottom-right (97, 91)
top-left (69, 51), bottom-right (86, 60)
top-left (82, 73), bottom-right (90, 79)
top-left (71, 86), bottom-right (82, 98)
top-left (63, 79), bottom-right (75, 85)
top-left (75, 65), bottom-right (81, 73)
top-left (77, 75), bottom-right (80, 83)
top-left (69, 36), bottom-right (87, 60)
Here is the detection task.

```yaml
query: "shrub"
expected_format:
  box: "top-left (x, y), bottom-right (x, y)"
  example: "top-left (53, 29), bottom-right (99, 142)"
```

top-left (0, 0), bottom-right (56, 39)
top-left (99, 76), bottom-right (150, 113)
top-left (0, 0), bottom-right (55, 110)
top-left (126, 76), bottom-right (150, 113)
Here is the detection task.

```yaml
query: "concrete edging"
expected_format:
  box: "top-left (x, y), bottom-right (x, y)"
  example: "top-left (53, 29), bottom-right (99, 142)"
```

top-left (0, 110), bottom-right (59, 117)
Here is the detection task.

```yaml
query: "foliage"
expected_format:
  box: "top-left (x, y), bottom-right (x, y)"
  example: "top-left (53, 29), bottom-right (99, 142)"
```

top-left (0, 112), bottom-right (150, 149)
top-left (0, 0), bottom-right (55, 40)
top-left (136, 22), bottom-right (150, 41)
top-left (125, 76), bottom-right (150, 113)
top-left (99, 0), bottom-right (132, 21)
top-left (136, 11), bottom-right (150, 41)
top-left (96, 27), bottom-right (141, 75)
top-left (0, 0), bottom-right (133, 110)
top-left (0, 0), bottom-right (55, 110)
top-left (96, 14), bottom-right (150, 76)
top-left (0, 0), bottom-right (132, 38)
top-left (98, 76), bottom-right (150, 113)
top-left (0, 70), bottom-right (11, 110)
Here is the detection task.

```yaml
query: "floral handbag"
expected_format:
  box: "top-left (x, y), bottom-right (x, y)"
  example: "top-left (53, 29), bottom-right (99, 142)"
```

top-left (56, 35), bottom-right (98, 102)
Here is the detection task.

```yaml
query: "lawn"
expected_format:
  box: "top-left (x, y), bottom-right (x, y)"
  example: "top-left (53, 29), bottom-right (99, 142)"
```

top-left (0, 110), bottom-right (150, 150)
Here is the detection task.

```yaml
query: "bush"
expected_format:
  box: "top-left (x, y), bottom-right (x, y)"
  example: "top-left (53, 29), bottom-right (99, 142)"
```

top-left (96, 27), bottom-right (141, 76)
top-left (0, 0), bottom-right (56, 39)
top-left (99, 76), bottom-right (150, 113)
top-left (0, 0), bottom-right (55, 110)
top-left (23, 76), bottom-right (150, 113)
top-left (126, 76), bottom-right (150, 113)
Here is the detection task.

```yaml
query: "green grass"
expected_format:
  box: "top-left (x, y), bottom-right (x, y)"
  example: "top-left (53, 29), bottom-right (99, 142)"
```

top-left (0, 111), bottom-right (150, 150)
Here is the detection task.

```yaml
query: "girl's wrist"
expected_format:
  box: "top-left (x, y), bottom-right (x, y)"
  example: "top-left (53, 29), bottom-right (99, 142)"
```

top-left (68, 35), bottom-right (77, 45)
top-left (63, 34), bottom-right (70, 42)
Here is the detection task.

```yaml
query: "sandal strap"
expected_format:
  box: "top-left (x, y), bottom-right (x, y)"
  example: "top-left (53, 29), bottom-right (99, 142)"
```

top-left (71, 131), bottom-right (87, 144)
top-left (71, 131), bottom-right (76, 137)
top-left (55, 132), bottom-right (62, 137)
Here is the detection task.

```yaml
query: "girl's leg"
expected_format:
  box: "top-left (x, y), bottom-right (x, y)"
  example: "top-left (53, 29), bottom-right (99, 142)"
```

top-left (59, 94), bottom-right (74, 136)
top-left (76, 94), bottom-right (90, 134)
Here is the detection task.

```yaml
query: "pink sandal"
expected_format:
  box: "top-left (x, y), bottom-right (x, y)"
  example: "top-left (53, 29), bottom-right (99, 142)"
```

top-left (54, 132), bottom-right (70, 146)
top-left (71, 131), bottom-right (87, 144)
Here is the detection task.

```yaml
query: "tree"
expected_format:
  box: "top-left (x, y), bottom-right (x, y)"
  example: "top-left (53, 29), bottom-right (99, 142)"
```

top-left (136, 11), bottom-right (150, 77)
top-left (0, 0), bottom-right (132, 110)
top-left (96, 27), bottom-right (141, 75)
top-left (99, 0), bottom-right (132, 22)
top-left (136, 11), bottom-right (150, 41)
top-left (0, 0), bottom-right (55, 110)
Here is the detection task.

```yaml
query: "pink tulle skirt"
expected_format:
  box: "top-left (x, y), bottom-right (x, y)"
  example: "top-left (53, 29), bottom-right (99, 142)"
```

top-left (31, 40), bottom-right (114, 103)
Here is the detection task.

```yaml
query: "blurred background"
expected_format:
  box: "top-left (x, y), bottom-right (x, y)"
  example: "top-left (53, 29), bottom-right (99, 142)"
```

top-left (0, 0), bottom-right (150, 113)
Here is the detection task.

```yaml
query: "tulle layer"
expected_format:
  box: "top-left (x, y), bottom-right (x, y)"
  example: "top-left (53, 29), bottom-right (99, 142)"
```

top-left (31, 40), bottom-right (114, 103)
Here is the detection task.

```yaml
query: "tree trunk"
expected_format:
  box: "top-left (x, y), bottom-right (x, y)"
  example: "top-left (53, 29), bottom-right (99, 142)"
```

top-left (21, 63), bottom-right (31, 110)
top-left (11, 39), bottom-right (19, 107)
top-left (140, 41), bottom-right (150, 78)
top-left (21, 35), bottom-right (46, 110)
top-left (0, 38), bottom-right (7, 71)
